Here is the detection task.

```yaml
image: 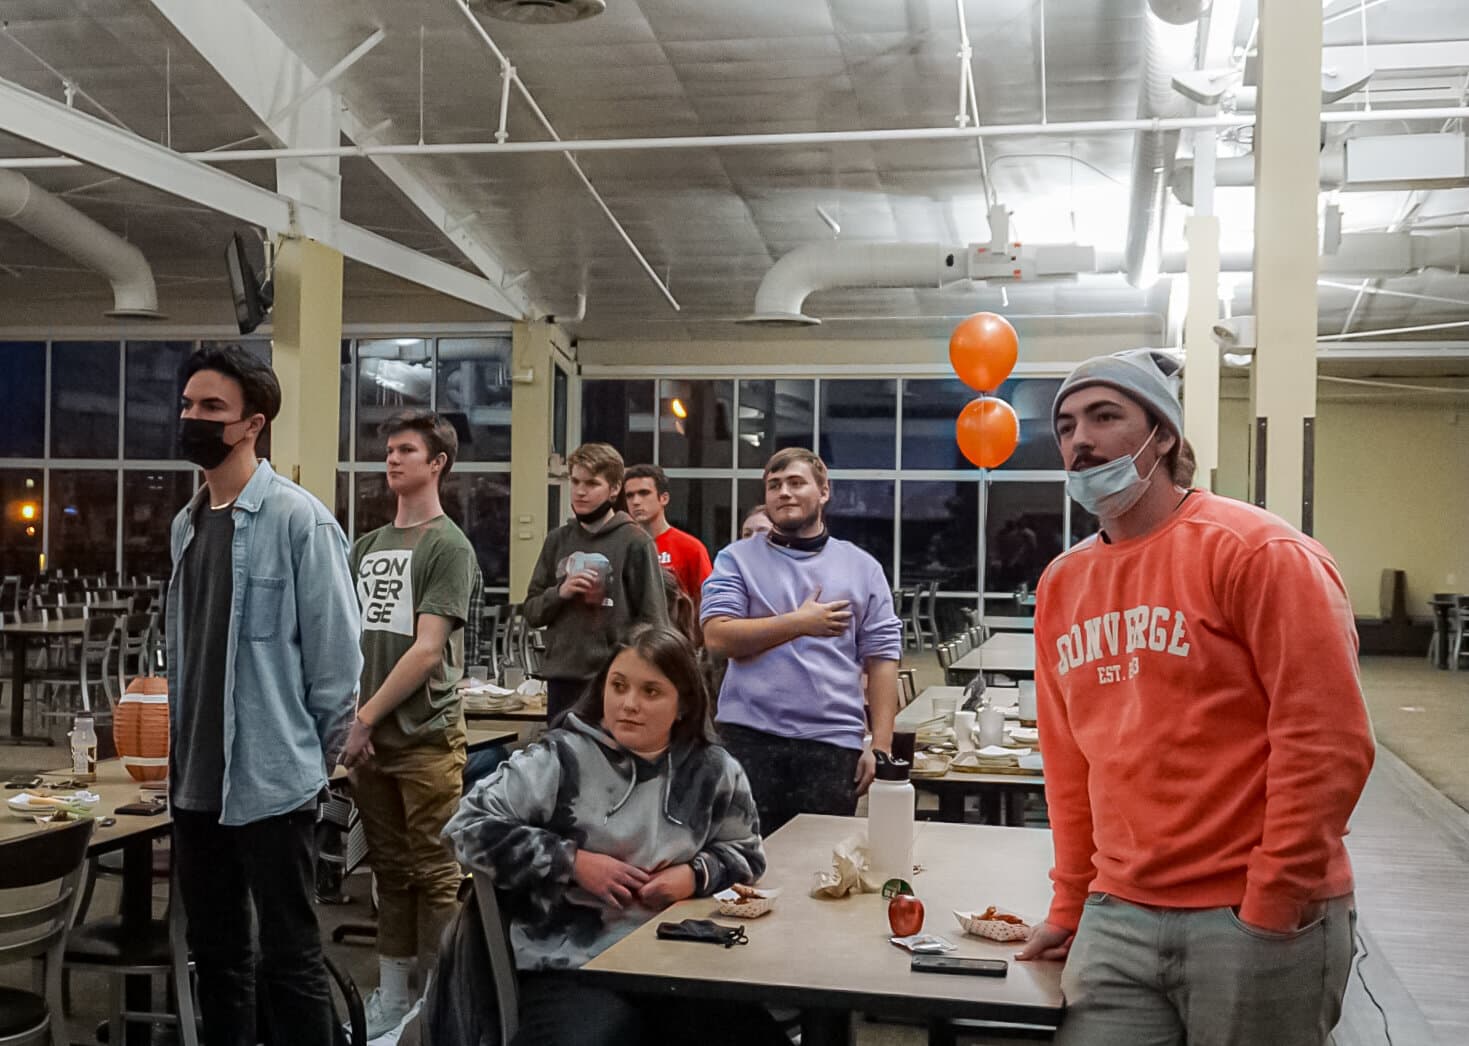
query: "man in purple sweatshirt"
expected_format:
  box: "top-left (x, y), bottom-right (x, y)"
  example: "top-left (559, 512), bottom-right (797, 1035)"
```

top-left (702, 447), bottom-right (903, 834)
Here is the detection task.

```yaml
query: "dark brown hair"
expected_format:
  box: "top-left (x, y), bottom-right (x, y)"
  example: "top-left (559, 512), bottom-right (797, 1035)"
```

top-left (381, 409), bottom-right (459, 482)
top-left (1173, 437), bottom-right (1197, 487)
top-left (570, 623), bottom-right (718, 747)
top-left (181, 344), bottom-right (281, 436)
top-left (660, 570), bottom-right (701, 650)
top-left (624, 463), bottom-right (669, 497)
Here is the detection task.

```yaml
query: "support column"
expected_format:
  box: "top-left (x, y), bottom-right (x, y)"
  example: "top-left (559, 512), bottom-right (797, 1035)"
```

top-left (1249, 0), bottom-right (1322, 531)
top-left (509, 321), bottom-right (565, 599)
top-left (1183, 214), bottom-right (1221, 489)
top-left (271, 236), bottom-right (344, 506)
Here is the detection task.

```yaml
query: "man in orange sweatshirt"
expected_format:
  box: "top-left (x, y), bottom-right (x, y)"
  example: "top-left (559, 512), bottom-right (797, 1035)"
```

top-left (1015, 350), bottom-right (1374, 1046)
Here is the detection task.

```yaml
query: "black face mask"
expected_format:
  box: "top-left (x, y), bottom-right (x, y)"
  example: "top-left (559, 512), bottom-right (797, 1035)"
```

top-left (177, 417), bottom-right (244, 471)
top-left (768, 526), bottom-right (830, 554)
top-left (574, 500), bottom-right (615, 526)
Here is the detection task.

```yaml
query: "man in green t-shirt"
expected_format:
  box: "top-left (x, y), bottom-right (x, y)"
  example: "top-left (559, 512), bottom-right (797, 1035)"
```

top-left (343, 409), bottom-right (479, 1037)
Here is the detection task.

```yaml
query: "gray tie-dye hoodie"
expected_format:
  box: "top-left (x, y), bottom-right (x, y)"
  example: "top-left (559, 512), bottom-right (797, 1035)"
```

top-left (444, 713), bottom-right (765, 972)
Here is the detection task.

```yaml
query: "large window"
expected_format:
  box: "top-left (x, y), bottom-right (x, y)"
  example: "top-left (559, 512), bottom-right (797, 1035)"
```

top-left (124, 341), bottom-right (191, 459)
top-left (438, 337), bottom-right (512, 462)
top-left (658, 380), bottom-right (733, 469)
top-left (581, 380), bottom-right (654, 464)
top-left (123, 471), bottom-right (193, 577)
top-left (48, 470), bottom-right (117, 575)
top-left (583, 374), bottom-right (1072, 593)
top-left (737, 380), bottom-right (813, 469)
top-left (51, 342), bottom-right (120, 459)
top-left (0, 343), bottom-right (45, 458)
top-left (356, 339), bottom-right (431, 461)
top-left (820, 379), bottom-right (896, 469)
top-left (0, 469), bottom-right (43, 574)
top-left (3, 333), bottom-right (516, 580)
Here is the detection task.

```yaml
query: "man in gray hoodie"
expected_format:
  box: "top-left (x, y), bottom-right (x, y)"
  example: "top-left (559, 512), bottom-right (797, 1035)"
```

top-left (524, 442), bottom-right (668, 719)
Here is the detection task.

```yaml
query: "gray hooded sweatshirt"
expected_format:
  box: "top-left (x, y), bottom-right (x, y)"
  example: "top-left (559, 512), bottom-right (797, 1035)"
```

top-left (522, 512), bottom-right (668, 682)
top-left (444, 713), bottom-right (765, 972)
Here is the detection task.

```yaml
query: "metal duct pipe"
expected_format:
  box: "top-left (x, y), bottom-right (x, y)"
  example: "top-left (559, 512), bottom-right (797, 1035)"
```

top-left (1123, 10), bottom-right (1204, 289)
top-left (1149, 0), bottom-right (1212, 25)
top-left (0, 170), bottom-right (163, 318)
top-left (740, 242), bottom-right (967, 326)
top-left (1098, 228), bottom-right (1469, 275)
top-left (1172, 152), bottom-right (1347, 204)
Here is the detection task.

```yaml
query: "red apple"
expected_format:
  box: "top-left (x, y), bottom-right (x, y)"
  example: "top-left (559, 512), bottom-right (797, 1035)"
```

top-left (888, 893), bottom-right (926, 936)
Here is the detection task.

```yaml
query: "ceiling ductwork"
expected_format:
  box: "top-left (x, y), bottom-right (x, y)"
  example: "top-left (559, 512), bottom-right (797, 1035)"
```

top-left (740, 243), bottom-right (968, 326)
top-left (1123, 8), bottom-right (1205, 289)
top-left (0, 170), bottom-right (163, 319)
top-left (1098, 228), bottom-right (1469, 277)
top-left (477, 0), bottom-right (605, 25)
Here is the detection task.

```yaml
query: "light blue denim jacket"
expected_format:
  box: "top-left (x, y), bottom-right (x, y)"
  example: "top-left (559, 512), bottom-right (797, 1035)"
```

top-left (166, 461), bottom-right (362, 826)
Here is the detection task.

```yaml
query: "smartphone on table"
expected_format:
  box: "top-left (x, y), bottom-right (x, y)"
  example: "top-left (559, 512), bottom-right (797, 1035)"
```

top-left (910, 955), bottom-right (1009, 977)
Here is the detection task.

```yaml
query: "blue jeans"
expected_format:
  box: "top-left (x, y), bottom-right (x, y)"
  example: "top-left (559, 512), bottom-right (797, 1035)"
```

top-left (1057, 893), bottom-right (1356, 1046)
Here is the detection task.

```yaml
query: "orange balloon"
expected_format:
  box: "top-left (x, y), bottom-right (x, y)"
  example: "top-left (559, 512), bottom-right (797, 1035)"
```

top-left (949, 312), bottom-right (1019, 392)
top-left (956, 397), bottom-right (1019, 469)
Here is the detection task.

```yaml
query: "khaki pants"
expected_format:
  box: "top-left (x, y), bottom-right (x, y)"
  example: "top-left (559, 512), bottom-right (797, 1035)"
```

top-left (349, 738), bottom-right (467, 960)
top-left (1057, 892), bottom-right (1356, 1046)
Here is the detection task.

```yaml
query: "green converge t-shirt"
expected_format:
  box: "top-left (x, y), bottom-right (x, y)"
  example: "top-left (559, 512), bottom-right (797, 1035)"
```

top-left (351, 515), bottom-right (478, 752)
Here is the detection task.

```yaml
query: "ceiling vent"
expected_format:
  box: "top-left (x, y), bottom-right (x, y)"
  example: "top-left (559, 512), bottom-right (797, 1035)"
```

top-left (479, 0), bottom-right (605, 24)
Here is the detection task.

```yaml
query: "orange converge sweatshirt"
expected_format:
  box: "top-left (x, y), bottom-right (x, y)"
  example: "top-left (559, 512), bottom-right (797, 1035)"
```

top-left (1035, 491), bottom-right (1375, 935)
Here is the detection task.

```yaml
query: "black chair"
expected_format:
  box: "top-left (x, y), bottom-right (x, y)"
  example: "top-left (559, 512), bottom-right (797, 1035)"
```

top-left (473, 875), bottom-right (520, 1044)
top-left (0, 818), bottom-right (94, 1046)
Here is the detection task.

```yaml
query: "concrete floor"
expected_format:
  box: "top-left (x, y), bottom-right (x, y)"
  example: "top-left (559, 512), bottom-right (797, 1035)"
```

top-left (2, 653), bottom-right (1466, 1043)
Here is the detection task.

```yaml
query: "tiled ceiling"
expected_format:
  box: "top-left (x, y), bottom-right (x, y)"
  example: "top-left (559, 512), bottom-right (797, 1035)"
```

top-left (0, 0), bottom-right (1464, 352)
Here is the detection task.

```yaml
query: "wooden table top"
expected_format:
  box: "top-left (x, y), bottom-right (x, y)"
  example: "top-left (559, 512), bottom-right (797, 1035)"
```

top-left (1, 618), bottom-right (89, 637)
top-left (466, 726), bottom-right (517, 752)
top-left (951, 632), bottom-right (1037, 675)
top-left (581, 813), bottom-right (1064, 1025)
top-left (0, 760), bottom-right (171, 855)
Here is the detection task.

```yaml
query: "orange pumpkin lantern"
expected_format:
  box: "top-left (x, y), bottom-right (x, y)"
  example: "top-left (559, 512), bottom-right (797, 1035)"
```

top-left (949, 312), bottom-right (1019, 392)
top-left (116, 676), bottom-right (170, 783)
top-left (956, 397), bottom-right (1020, 469)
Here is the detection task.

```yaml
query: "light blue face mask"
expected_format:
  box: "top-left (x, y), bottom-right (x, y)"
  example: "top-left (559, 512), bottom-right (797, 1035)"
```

top-left (1065, 426), bottom-right (1162, 518)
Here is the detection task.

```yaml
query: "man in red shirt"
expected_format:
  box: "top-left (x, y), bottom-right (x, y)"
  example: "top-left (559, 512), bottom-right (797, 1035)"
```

top-left (1016, 350), bottom-right (1373, 1046)
top-left (624, 464), bottom-right (713, 612)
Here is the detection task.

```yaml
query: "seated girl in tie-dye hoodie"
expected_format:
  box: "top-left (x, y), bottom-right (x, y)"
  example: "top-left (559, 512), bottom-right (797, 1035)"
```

top-left (442, 624), bottom-right (786, 1045)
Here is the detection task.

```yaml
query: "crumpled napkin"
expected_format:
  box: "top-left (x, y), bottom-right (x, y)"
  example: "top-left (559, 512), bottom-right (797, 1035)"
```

top-left (810, 833), bottom-right (887, 898)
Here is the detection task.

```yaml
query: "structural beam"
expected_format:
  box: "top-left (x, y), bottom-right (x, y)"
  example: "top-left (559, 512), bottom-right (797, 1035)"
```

top-left (271, 237), bottom-right (344, 506)
top-left (1249, 0), bottom-right (1323, 532)
top-left (145, 0), bottom-right (537, 318)
top-left (0, 74), bottom-right (527, 317)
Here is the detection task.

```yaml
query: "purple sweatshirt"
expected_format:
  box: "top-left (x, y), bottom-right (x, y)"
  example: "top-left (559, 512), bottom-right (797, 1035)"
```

top-left (700, 535), bottom-right (903, 750)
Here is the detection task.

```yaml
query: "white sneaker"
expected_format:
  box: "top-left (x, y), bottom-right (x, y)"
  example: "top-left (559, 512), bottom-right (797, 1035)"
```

top-left (363, 988), bottom-right (413, 1042)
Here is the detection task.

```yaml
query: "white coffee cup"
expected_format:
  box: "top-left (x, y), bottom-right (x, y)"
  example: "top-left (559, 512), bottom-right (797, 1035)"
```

top-left (953, 710), bottom-right (977, 752)
top-left (503, 666), bottom-right (526, 689)
top-left (930, 694), bottom-right (959, 726)
top-left (979, 706), bottom-right (1006, 748)
top-left (1017, 681), bottom-right (1038, 724)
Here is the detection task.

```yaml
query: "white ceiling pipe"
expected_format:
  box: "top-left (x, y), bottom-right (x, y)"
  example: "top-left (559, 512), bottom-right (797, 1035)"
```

top-left (1124, 9), bottom-right (1206, 289)
top-left (739, 243), bottom-right (968, 326)
top-left (5, 107), bottom-right (1469, 170)
top-left (1150, 0), bottom-right (1214, 25)
top-left (0, 169), bottom-right (162, 318)
top-left (1172, 152), bottom-right (1347, 204)
top-left (1097, 227), bottom-right (1469, 275)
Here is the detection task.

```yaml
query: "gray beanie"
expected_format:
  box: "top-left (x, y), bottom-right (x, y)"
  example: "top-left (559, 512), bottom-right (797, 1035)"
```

top-left (1051, 349), bottom-right (1183, 443)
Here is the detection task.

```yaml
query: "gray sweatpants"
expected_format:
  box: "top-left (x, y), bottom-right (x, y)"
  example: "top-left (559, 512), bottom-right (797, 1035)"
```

top-left (1056, 892), bottom-right (1356, 1046)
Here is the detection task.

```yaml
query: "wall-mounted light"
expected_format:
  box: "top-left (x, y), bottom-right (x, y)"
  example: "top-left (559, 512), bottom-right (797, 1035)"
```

top-left (19, 503), bottom-right (36, 521)
top-left (670, 398), bottom-right (688, 420)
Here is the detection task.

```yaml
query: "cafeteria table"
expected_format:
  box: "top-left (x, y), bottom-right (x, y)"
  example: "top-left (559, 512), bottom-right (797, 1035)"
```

top-left (580, 813), bottom-right (1064, 1045)
top-left (1, 759), bottom-right (173, 1045)
top-left (949, 632), bottom-right (1037, 681)
top-left (1, 616), bottom-right (88, 744)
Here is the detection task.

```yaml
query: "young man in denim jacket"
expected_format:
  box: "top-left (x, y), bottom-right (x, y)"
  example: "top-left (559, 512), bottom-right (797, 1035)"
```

top-left (166, 345), bottom-right (362, 1046)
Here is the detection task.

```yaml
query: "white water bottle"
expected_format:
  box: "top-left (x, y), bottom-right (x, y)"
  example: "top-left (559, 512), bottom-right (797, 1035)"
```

top-left (867, 752), bottom-right (916, 884)
top-left (69, 715), bottom-right (98, 779)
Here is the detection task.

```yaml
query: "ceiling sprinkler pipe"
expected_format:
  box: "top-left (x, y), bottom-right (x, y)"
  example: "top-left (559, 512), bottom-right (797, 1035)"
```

top-left (0, 169), bottom-right (163, 318)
